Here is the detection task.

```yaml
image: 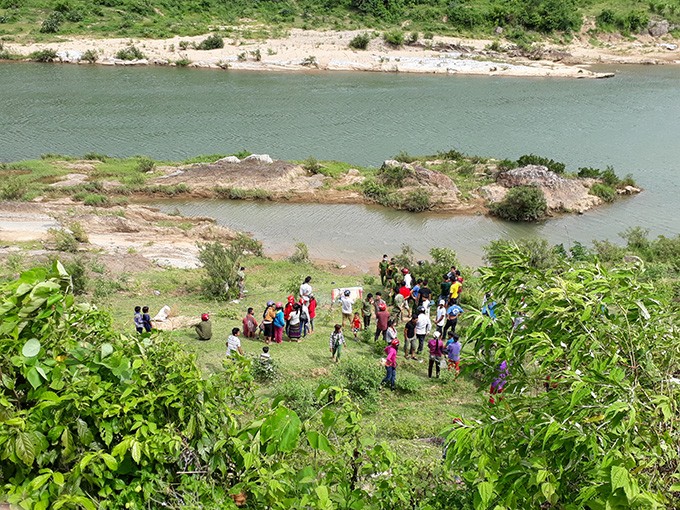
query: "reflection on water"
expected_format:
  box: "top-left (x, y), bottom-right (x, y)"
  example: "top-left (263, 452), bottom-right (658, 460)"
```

top-left (151, 195), bottom-right (665, 269)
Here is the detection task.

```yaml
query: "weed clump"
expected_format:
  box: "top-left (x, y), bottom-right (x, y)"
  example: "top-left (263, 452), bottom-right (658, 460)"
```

top-left (490, 185), bottom-right (547, 222)
top-left (349, 33), bottom-right (371, 50)
top-left (195, 33), bottom-right (224, 50)
top-left (115, 46), bottom-right (146, 60)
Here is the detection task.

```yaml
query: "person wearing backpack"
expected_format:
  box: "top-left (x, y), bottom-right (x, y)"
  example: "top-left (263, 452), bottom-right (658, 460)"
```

top-left (329, 324), bottom-right (345, 362)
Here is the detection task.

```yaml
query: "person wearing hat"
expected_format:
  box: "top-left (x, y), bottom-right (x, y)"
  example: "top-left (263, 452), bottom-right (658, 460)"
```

top-left (435, 299), bottom-right (447, 335)
top-left (339, 289), bottom-right (355, 328)
top-left (402, 267), bottom-right (413, 289)
top-left (195, 313), bottom-right (212, 341)
top-left (427, 331), bottom-right (445, 378)
top-left (379, 255), bottom-right (389, 286)
top-left (381, 338), bottom-right (399, 390)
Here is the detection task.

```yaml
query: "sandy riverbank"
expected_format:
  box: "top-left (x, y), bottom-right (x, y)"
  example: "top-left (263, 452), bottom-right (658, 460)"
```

top-left (4, 27), bottom-right (677, 78)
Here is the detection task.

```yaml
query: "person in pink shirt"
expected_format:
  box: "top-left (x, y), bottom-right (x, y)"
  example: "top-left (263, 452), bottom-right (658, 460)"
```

top-left (381, 338), bottom-right (399, 390)
top-left (427, 331), bottom-right (445, 378)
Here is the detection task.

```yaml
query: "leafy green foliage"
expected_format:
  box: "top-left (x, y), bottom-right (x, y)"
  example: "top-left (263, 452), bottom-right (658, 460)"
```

top-left (115, 45), bottom-right (145, 60)
top-left (349, 32), bottom-right (371, 49)
top-left (446, 243), bottom-right (679, 509)
top-left (590, 182), bottom-right (616, 202)
top-left (195, 33), bottom-right (224, 50)
top-left (81, 49), bottom-right (98, 63)
top-left (39, 11), bottom-right (62, 33)
top-left (47, 228), bottom-right (78, 252)
top-left (197, 241), bottom-right (242, 300)
top-left (29, 49), bottom-right (58, 62)
top-left (0, 179), bottom-right (25, 200)
top-left (489, 185), bottom-right (547, 222)
top-left (596, 9), bottom-right (650, 32)
top-left (516, 153), bottom-right (566, 174)
top-left (382, 29), bottom-right (404, 46)
top-left (288, 242), bottom-right (310, 264)
top-left (136, 156), bottom-right (155, 173)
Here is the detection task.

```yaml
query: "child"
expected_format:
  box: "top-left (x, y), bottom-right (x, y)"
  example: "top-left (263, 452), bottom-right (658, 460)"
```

top-left (381, 339), bottom-right (399, 390)
top-left (141, 306), bottom-right (152, 332)
top-left (242, 308), bottom-right (258, 338)
top-left (133, 306), bottom-right (143, 334)
top-left (195, 313), bottom-right (212, 341)
top-left (446, 333), bottom-right (461, 374)
top-left (260, 345), bottom-right (271, 364)
top-left (226, 327), bottom-right (244, 357)
top-left (351, 312), bottom-right (361, 340)
top-left (329, 324), bottom-right (345, 362)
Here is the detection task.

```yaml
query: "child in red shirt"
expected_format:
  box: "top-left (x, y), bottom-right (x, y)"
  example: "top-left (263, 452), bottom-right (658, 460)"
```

top-left (351, 312), bottom-right (361, 340)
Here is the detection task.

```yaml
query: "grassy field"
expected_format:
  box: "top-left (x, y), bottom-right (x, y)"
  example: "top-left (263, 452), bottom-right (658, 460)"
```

top-left (0, 250), bottom-right (483, 460)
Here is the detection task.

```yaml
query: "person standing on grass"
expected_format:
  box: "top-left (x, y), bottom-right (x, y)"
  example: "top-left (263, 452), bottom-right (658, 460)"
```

top-left (237, 266), bottom-right (246, 299)
top-left (435, 300), bottom-right (447, 335)
top-left (381, 339), bottom-right (399, 390)
top-left (262, 301), bottom-right (276, 344)
top-left (449, 277), bottom-right (462, 305)
top-left (446, 333), bottom-right (461, 375)
top-left (308, 294), bottom-right (317, 334)
top-left (362, 293), bottom-right (374, 328)
top-left (379, 254), bottom-right (389, 286)
top-left (300, 296), bottom-right (311, 338)
top-left (299, 276), bottom-right (313, 300)
top-left (141, 306), bottom-right (153, 333)
top-left (402, 268), bottom-right (412, 289)
top-left (439, 274), bottom-right (452, 306)
top-left (385, 259), bottom-right (397, 288)
top-left (133, 306), bottom-right (143, 334)
top-left (352, 312), bottom-right (362, 340)
top-left (226, 327), bottom-right (244, 357)
top-left (339, 290), bottom-right (354, 328)
top-left (419, 280), bottom-right (432, 310)
top-left (403, 316), bottom-right (418, 360)
top-left (386, 319), bottom-right (398, 345)
top-left (414, 306), bottom-right (431, 356)
top-left (443, 302), bottom-right (464, 339)
top-left (374, 302), bottom-right (390, 342)
top-left (329, 324), bottom-right (345, 362)
top-left (284, 295), bottom-right (295, 336)
top-left (242, 308), bottom-right (258, 338)
top-left (427, 331), bottom-right (445, 379)
top-left (288, 303), bottom-right (302, 342)
top-left (273, 302), bottom-right (285, 344)
top-left (373, 292), bottom-right (386, 316)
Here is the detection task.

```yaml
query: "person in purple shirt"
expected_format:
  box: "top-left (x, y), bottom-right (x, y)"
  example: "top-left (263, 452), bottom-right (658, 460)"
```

top-left (446, 333), bottom-right (461, 374)
top-left (489, 360), bottom-right (509, 404)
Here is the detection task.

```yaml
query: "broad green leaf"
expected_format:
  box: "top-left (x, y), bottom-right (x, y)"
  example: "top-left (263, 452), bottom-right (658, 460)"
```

top-left (52, 471), bottom-right (64, 485)
top-left (307, 431), bottom-right (335, 454)
top-left (15, 430), bottom-right (36, 466)
top-left (610, 465), bottom-right (629, 492)
top-left (30, 472), bottom-right (52, 490)
top-left (22, 338), bottom-right (41, 357)
top-left (102, 453), bottom-right (118, 471)
top-left (478, 481), bottom-right (494, 506)
top-left (26, 367), bottom-right (42, 389)
top-left (100, 343), bottom-right (114, 358)
top-left (131, 441), bottom-right (142, 463)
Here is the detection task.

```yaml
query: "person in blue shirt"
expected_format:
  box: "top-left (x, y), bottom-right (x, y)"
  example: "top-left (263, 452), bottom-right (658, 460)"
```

top-left (481, 292), bottom-right (497, 320)
top-left (443, 303), bottom-right (463, 338)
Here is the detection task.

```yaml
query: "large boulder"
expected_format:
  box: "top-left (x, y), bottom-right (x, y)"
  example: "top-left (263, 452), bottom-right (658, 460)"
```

top-left (243, 154), bottom-right (273, 164)
top-left (648, 20), bottom-right (670, 37)
top-left (216, 156), bottom-right (241, 164)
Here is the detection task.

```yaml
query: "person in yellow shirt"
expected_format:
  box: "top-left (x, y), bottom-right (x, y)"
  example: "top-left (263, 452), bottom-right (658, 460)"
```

top-left (449, 278), bottom-right (462, 305)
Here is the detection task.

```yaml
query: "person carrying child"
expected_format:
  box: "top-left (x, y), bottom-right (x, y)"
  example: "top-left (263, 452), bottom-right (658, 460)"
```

top-left (329, 324), bottom-right (345, 362)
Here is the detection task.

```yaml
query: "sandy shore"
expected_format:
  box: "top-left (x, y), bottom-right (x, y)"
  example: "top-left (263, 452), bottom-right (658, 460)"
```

top-left (4, 27), bottom-right (677, 79)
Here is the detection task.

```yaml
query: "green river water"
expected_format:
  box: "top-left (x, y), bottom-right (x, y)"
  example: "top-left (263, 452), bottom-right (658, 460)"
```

top-left (1, 62), bottom-right (678, 266)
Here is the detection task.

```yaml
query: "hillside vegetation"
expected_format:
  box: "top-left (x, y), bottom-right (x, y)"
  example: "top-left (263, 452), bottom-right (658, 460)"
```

top-left (0, 0), bottom-right (678, 43)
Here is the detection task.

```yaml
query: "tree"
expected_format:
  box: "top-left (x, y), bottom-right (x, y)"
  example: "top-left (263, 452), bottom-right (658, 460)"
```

top-left (490, 185), bottom-right (547, 221)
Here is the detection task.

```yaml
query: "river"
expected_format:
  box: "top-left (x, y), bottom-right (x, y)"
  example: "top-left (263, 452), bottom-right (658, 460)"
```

top-left (1, 62), bottom-right (678, 266)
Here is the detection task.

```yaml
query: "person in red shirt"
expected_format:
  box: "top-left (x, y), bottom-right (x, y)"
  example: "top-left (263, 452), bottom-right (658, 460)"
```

top-left (308, 294), bottom-right (317, 334)
top-left (351, 312), bottom-right (362, 340)
top-left (283, 295), bottom-right (295, 336)
top-left (374, 302), bottom-right (390, 342)
top-left (242, 308), bottom-right (258, 338)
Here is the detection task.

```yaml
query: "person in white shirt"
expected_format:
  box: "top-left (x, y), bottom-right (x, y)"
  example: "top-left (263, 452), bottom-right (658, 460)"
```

top-left (226, 327), bottom-right (244, 357)
top-left (299, 276), bottom-right (313, 300)
top-left (414, 306), bottom-right (431, 355)
top-left (402, 268), bottom-right (413, 289)
top-left (339, 290), bottom-right (354, 328)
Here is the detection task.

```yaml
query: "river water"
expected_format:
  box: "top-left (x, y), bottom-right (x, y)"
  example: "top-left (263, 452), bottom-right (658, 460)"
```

top-left (1, 62), bottom-right (679, 266)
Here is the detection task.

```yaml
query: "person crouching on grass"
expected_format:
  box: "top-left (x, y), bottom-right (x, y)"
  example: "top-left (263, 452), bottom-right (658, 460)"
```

top-left (330, 324), bottom-right (345, 362)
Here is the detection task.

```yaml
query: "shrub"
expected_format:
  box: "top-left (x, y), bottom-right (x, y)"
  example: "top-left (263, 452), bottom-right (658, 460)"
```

top-left (81, 49), bottom-right (98, 63)
top-left (39, 11), bottom-right (62, 33)
top-left (438, 148), bottom-right (465, 161)
top-left (195, 33), bottom-right (224, 50)
top-left (115, 45), bottom-right (146, 60)
top-left (577, 167), bottom-right (601, 178)
top-left (29, 49), bottom-right (58, 62)
top-left (83, 193), bottom-right (109, 207)
top-left (338, 356), bottom-right (382, 404)
top-left (175, 57), bottom-right (191, 67)
top-left (197, 241), bottom-right (242, 299)
top-left (399, 189), bottom-right (432, 212)
top-left (273, 380), bottom-right (318, 420)
top-left (349, 32), bottom-right (371, 50)
top-left (378, 162), bottom-right (413, 187)
top-left (407, 31), bottom-right (419, 45)
top-left (516, 154), bottom-right (566, 174)
top-left (300, 55), bottom-right (318, 67)
top-left (64, 8), bottom-right (83, 21)
top-left (61, 256), bottom-right (89, 295)
top-left (490, 185), bottom-right (547, 222)
top-left (231, 232), bottom-right (264, 257)
top-left (136, 156), bottom-right (156, 173)
top-left (303, 156), bottom-right (322, 174)
top-left (288, 242), bottom-right (310, 264)
top-left (590, 183), bottom-right (616, 202)
top-left (250, 356), bottom-right (279, 382)
top-left (600, 166), bottom-right (620, 187)
top-left (178, 40), bottom-right (189, 50)
top-left (0, 179), bottom-right (25, 200)
top-left (83, 151), bottom-right (108, 161)
top-left (393, 150), bottom-right (417, 163)
top-left (361, 178), bottom-right (390, 201)
top-left (68, 221), bottom-right (89, 243)
top-left (47, 228), bottom-right (78, 252)
top-left (619, 174), bottom-right (636, 187)
top-left (383, 29), bottom-right (404, 47)
top-left (395, 372), bottom-right (421, 393)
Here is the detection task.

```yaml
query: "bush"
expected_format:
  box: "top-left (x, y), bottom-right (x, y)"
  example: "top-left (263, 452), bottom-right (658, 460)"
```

top-left (175, 57), bottom-right (191, 67)
top-left (338, 356), bottom-right (382, 404)
top-left (0, 179), bottom-right (25, 200)
top-left (197, 241), bottom-right (242, 299)
top-left (68, 221), bottom-right (89, 243)
top-left (115, 45), bottom-right (146, 60)
top-left (399, 189), bottom-right (432, 212)
top-left (251, 356), bottom-right (279, 383)
top-left (300, 55), bottom-right (318, 67)
top-left (39, 11), bottom-right (62, 33)
top-left (47, 228), bottom-right (78, 252)
top-left (600, 166), bottom-right (620, 187)
top-left (577, 167), bottom-right (601, 178)
top-left (303, 156), bottom-right (322, 174)
top-left (274, 380), bottom-right (318, 420)
top-left (82, 193), bottom-right (110, 207)
top-left (81, 49), bottom-right (98, 63)
top-left (195, 33), bottom-right (224, 50)
top-left (349, 32), bottom-right (371, 50)
top-left (136, 156), bottom-right (156, 173)
top-left (590, 183), bottom-right (616, 202)
top-left (231, 232), bottom-right (264, 257)
top-left (395, 372), bottom-right (421, 393)
top-left (61, 256), bottom-right (89, 295)
top-left (383, 29), bottom-right (404, 47)
top-left (29, 49), bottom-right (58, 62)
top-left (378, 162), bottom-right (413, 187)
top-left (516, 154), bottom-right (566, 174)
top-left (362, 178), bottom-right (390, 201)
top-left (490, 185), bottom-right (547, 222)
top-left (288, 242), bottom-right (310, 264)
